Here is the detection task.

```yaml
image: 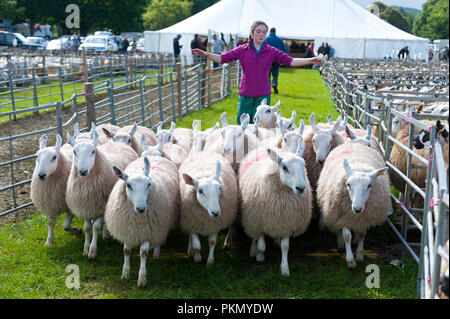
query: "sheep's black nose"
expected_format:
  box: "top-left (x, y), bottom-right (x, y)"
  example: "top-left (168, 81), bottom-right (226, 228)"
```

top-left (38, 173), bottom-right (46, 180)
top-left (79, 170), bottom-right (88, 176)
top-left (354, 207), bottom-right (362, 214)
top-left (136, 207), bottom-right (146, 214)
top-left (211, 211), bottom-right (220, 218)
top-left (296, 186), bottom-right (305, 194)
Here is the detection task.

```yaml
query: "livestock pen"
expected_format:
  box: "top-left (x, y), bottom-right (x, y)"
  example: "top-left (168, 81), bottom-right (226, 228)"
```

top-left (0, 56), bottom-right (446, 298)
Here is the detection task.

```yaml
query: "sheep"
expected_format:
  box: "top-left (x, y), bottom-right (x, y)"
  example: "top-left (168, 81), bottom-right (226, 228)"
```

top-left (413, 120), bottom-right (448, 150)
top-left (252, 99), bottom-right (280, 129)
top-left (30, 134), bottom-right (81, 246)
top-left (302, 113), bottom-right (345, 189)
top-left (340, 125), bottom-right (383, 155)
top-left (103, 123), bottom-right (157, 155)
top-left (317, 143), bottom-right (391, 268)
top-left (191, 120), bottom-right (220, 153)
top-left (156, 121), bottom-right (193, 154)
top-left (262, 119), bottom-right (305, 153)
top-left (179, 153), bottom-right (238, 265)
top-left (238, 138), bottom-right (312, 276)
top-left (74, 122), bottom-right (120, 145)
top-left (142, 134), bottom-right (188, 168)
top-left (104, 156), bottom-right (179, 287)
top-left (247, 114), bottom-right (277, 142)
top-left (276, 110), bottom-right (297, 132)
top-left (65, 130), bottom-right (139, 260)
top-left (203, 113), bottom-right (259, 174)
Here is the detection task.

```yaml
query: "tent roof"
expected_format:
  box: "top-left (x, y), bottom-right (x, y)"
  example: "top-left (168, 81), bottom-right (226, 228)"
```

top-left (156, 0), bottom-right (428, 41)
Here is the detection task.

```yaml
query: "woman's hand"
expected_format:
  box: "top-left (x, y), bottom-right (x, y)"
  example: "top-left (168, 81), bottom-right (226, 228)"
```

top-left (310, 57), bottom-right (324, 65)
top-left (192, 49), bottom-right (208, 58)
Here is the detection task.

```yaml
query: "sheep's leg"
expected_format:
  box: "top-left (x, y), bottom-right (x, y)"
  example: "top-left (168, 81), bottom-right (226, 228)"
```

top-left (207, 233), bottom-right (218, 267)
top-left (337, 232), bottom-right (344, 251)
top-left (122, 243), bottom-right (131, 279)
top-left (83, 219), bottom-right (92, 256)
top-left (342, 228), bottom-right (356, 268)
top-left (191, 233), bottom-right (202, 263)
top-left (153, 246), bottom-right (161, 260)
top-left (273, 237), bottom-right (281, 248)
top-left (280, 237), bottom-right (290, 276)
top-left (256, 235), bottom-right (266, 262)
top-left (45, 216), bottom-right (56, 246)
top-left (138, 242), bottom-right (150, 288)
top-left (223, 223), bottom-right (236, 249)
top-left (250, 239), bottom-right (257, 258)
top-left (88, 217), bottom-right (102, 260)
top-left (63, 212), bottom-right (82, 235)
top-left (102, 223), bottom-right (112, 240)
top-left (187, 236), bottom-right (193, 257)
top-left (356, 232), bottom-right (366, 262)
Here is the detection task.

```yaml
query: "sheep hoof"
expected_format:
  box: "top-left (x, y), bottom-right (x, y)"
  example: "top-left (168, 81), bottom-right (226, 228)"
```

top-left (281, 266), bottom-right (290, 276)
top-left (207, 258), bottom-right (214, 267)
top-left (256, 253), bottom-right (265, 263)
top-left (194, 253), bottom-right (202, 263)
top-left (67, 227), bottom-right (82, 236)
top-left (83, 245), bottom-right (90, 256)
top-left (137, 275), bottom-right (147, 288)
top-left (121, 268), bottom-right (130, 279)
top-left (222, 242), bottom-right (231, 250)
top-left (44, 240), bottom-right (54, 247)
top-left (356, 254), bottom-right (364, 262)
top-left (347, 260), bottom-right (357, 269)
top-left (88, 249), bottom-right (97, 261)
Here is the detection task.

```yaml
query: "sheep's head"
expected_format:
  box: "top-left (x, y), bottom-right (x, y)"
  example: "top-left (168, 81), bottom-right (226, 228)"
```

top-left (281, 120), bottom-right (304, 153)
top-left (74, 122), bottom-right (96, 142)
top-left (254, 99), bottom-right (280, 128)
top-left (156, 121), bottom-right (175, 144)
top-left (310, 113), bottom-right (341, 164)
top-left (221, 114), bottom-right (249, 155)
top-left (413, 120), bottom-right (449, 150)
top-left (35, 134), bottom-right (63, 180)
top-left (343, 159), bottom-right (388, 214)
top-left (68, 130), bottom-right (98, 177)
top-left (192, 121), bottom-right (219, 153)
top-left (141, 135), bottom-right (164, 157)
top-left (276, 110), bottom-right (296, 132)
top-left (182, 161), bottom-right (223, 218)
top-left (267, 137), bottom-right (307, 195)
top-left (113, 156), bottom-right (152, 215)
top-left (111, 123), bottom-right (137, 145)
top-left (345, 125), bottom-right (372, 147)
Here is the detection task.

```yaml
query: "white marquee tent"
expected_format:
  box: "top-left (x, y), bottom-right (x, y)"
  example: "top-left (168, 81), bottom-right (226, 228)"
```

top-left (144, 0), bottom-right (429, 60)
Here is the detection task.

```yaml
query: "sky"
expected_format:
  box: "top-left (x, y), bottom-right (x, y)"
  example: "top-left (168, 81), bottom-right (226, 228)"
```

top-left (352, 0), bottom-right (427, 10)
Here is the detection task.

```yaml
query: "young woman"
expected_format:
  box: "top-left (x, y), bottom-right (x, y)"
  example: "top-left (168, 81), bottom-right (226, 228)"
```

top-left (192, 20), bottom-right (324, 124)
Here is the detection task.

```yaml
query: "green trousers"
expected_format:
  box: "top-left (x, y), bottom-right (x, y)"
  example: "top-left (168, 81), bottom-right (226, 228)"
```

top-left (237, 95), bottom-right (271, 125)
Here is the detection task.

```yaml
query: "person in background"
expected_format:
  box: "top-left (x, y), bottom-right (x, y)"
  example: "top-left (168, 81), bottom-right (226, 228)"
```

top-left (265, 27), bottom-right (287, 94)
top-left (329, 45), bottom-right (335, 58)
top-left (192, 20), bottom-right (323, 124)
top-left (191, 34), bottom-right (206, 64)
top-left (120, 37), bottom-right (129, 52)
top-left (173, 34), bottom-right (183, 65)
top-left (324, 42), bottom-right (330, 57)
top-left (428, 48), bottom-right (434, 62)
top-left (398, 46), bottom-right (409, 60)
top-left (130, 36), bottom-right (137, 53)
top-left (211, 34), bottom-right (225, 69)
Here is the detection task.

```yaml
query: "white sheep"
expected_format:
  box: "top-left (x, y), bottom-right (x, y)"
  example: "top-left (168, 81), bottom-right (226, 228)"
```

top-left (179, 153), bottom-right (238, 265)
top-left (340, 125), bottom-right (383, 155)
top-left (262, 119), bottom-right (305, 153)
top-left (103, 123), bottom-right (157, 155)
top-left (317, 143), bottom-right (391, 268)
top-left (74, 122), bottom-right (120, 145)
top-left (30, 134), bottom-right (81, 246)
top-left (191, 120), bottom-right (220, 153)
top-left (276, 109), bottom-right (297, 132)
top-left (302, 112), bottom-right (344, 189)
top-left (253, 99), bottom-right (281, 128)
top-left (66, 130), bottom-right (139, 260)
top-left (141, 134), bottom-right (188, 168)
top-left (104, 156), bottom-right (179, 287)
top-left (156, 121), bottom-right (193, 154)
top-left (247, 114), bottom-right (277, 142)
top-left (238, 138), bottom-right (312, 276)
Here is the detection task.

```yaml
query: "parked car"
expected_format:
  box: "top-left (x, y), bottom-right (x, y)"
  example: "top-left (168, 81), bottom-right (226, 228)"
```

top-left (46, 38), bottom-right (72, 51)
top-left (94, 31), bottom-right (114, 37)
top-left (78, 35), bottom-right (118, 52)
top-left (26, 36), bottom-right (48, 50)
top-left (127, 38), bottom-right (145, 53)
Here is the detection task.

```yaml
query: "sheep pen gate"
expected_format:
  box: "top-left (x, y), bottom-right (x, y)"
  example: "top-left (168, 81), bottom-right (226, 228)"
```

top-left (0, 59), bottom-right (241, 221)
top-left (322, 58), bottom-right (449, 298)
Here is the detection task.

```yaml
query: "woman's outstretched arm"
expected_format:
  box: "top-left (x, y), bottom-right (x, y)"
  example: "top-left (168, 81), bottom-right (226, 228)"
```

top-left (290, 57), bottom-right (324, 67)
top-left (192, 49), bottom-right (222, 64)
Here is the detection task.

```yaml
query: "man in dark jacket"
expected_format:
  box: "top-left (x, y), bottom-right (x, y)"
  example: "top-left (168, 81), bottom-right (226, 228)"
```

top-left (120, 37), bottom-right (129, 52)
top-left (265, 27), bottom-right (287, 94)
top-left (398, 46), bottom-right (409, 60)
top-left (173, 34), bottom-right (182, 63)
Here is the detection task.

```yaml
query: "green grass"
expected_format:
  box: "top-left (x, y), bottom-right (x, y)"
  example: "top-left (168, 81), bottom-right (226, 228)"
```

top-left (0, 68), bottom-right (419, 299)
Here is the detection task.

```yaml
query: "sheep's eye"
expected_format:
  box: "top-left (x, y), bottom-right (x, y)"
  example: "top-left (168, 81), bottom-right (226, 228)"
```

top-left (73, 150), bottom-right (77, 155)
top-left (199, 189), bottom-right (203, 195)
top-left (347, 183), bottom-right (351, 190)
top-left (128, 138), bottom-right (131, 144)
top-left (367, 184), bottom-right (372, 189)
top-left (52, 155), bottom-right (57, 161)
top-left (284, 137), bottom-right (287, 142)
top-left (91, 150), bottom-right (95, 155)
top-left (265, 110), bottom-right (271, 114)
top-left (282, 165), bottom-right (289, 173)
top-left (147, 183), bottom-right (151, 189)
top-left (127, 184), bottom-right (132, 190)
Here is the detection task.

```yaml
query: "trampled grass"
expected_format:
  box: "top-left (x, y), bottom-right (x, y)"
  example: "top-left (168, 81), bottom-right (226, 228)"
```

top-left (0, 68), bottom-right (419, 299)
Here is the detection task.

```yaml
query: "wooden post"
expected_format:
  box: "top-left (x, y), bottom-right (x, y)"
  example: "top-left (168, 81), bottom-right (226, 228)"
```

top-left (176, 62), bottom-right (182, 117)
top-left (84, 82), bottom-right (95, 130)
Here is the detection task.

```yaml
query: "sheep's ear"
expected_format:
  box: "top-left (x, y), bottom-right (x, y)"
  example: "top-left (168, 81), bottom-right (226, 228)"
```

top-left (39, 134), bottom-right (48, 150)
top-left (128, 123), bottom-right (137, 138)
top-left (345, 126), bottom-right (356, 140)
top-left (271, 100), bottom-right (280, 111)
top-left (240, 113), bottom-right (249, 126)
top-left (343, 114), bottom-right (348, 126)
top-left (290, 110), bottom-right (296, 122)
top-left (170, 122), bottom-right (176, 133)
top-left (369, 167), bottom-right (388, 180)
top-left (143, 156), bottom-right (151, 176)
top-left (212, 161), bottom-right (222, 181)
top-left (267, 148), bottom-right (282, 165)
top-left (278, 118), bottom-right (287, 136)
top-left (366, 126), bottom-right (372, 141)
top-left (55, 134), bottom-right (62, 152)
top-left (299, 120), bottom-right (305, 136)
top-left (192, 120), bottom-right (200, 133)
top-left (220, 112), bottom-right (228, 127)
top-left (343, 159), bottom-right (353, 176)
top-left (157, 121), bottom-right (163, 133)
top-left (254, 114), bottom-right (260, 125)
top-left (141, 135), bottom-right (147, 150)
top-left (67, 132), bottom-right (76, 147)
top-left (330, 120), bottom-right (341, 135)
top-left (240, 114), bottom-right (249, 132)
top-left (309, 113), bottom-right (319, 133)
top-left (212, 122), bottom-right (220, 130)
top-left (260, 98), bottom-right (267, 105)
top-left (112, 165), bottom-right (128, 181)
top-left (276, 109), bottom-right (281, 118)
top-left (183, 173), bottom-right (198, 188)
top-left (157, 139), bottom-right (164, 151)
top-left (296, 137), bottom-right (304, 157)
top-left (89, 123), bottom-right (96, 137)
top-left (102, 128), bottom-right (115, 139)
top-left (73, 122), bottom-right (80, 137)
top-left (92, 130), bottom-right (98, 147)
top-left (327, 114), bottom-right (333, 125)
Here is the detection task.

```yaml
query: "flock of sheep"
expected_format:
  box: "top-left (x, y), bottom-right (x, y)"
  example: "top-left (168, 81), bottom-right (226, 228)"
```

top-left (29, 99), bottom-right (447, 288)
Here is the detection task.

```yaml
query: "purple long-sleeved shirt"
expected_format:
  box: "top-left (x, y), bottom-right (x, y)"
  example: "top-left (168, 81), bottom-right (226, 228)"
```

top-left (220, 39), bottom-right (293, 97)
